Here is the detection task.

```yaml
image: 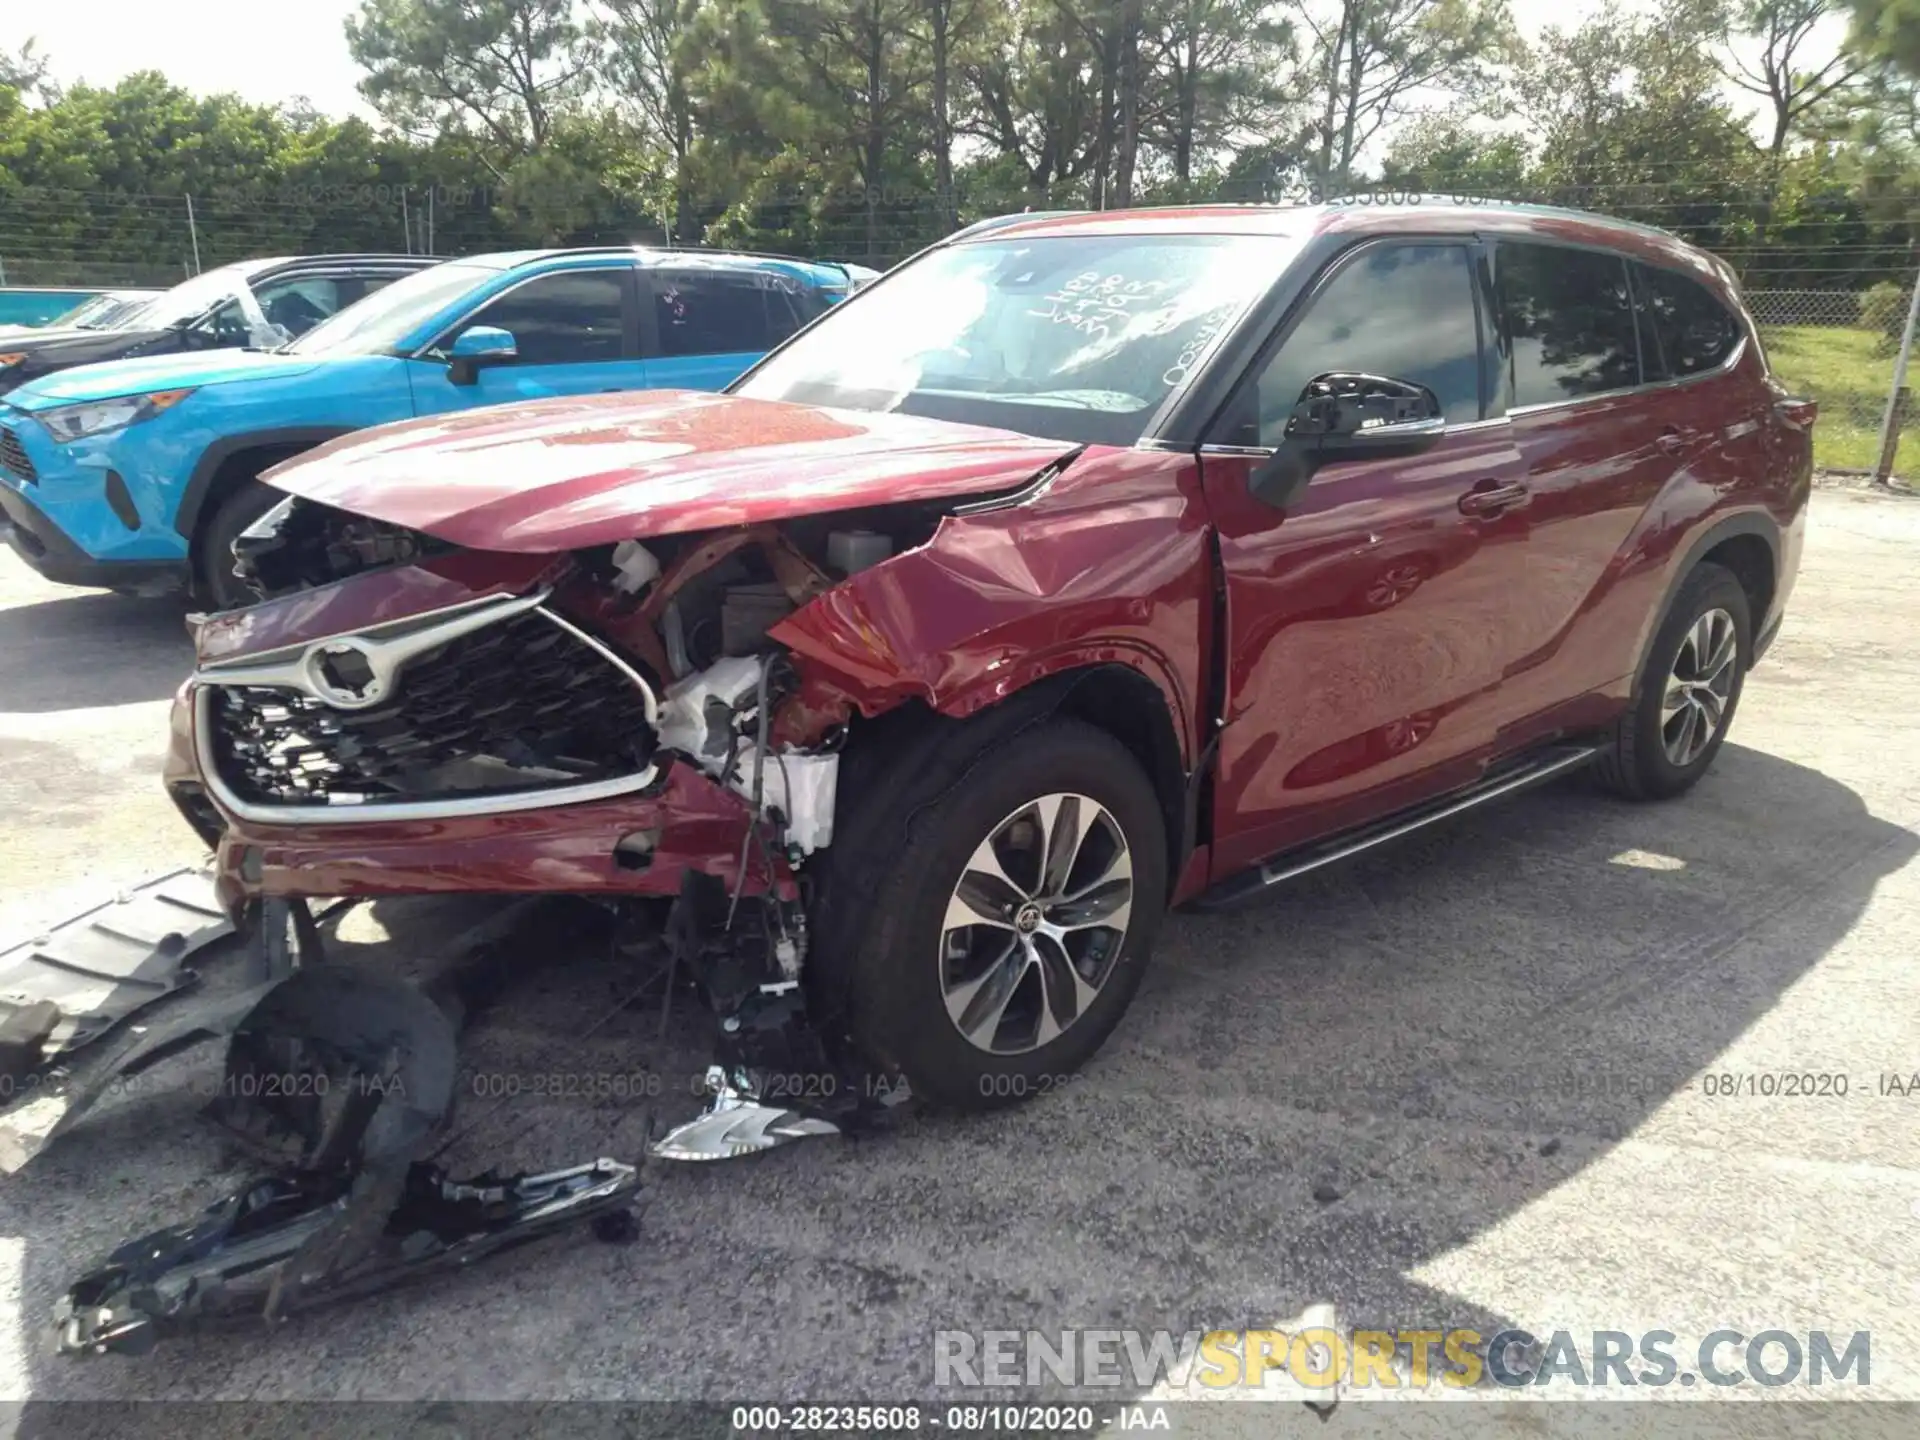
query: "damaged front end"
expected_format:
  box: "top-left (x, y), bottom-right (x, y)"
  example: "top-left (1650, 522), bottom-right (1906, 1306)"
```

top-left (182, 497), bottom-right (949, 1154)
top-left (55, 393), bottom-right (1102, 1354)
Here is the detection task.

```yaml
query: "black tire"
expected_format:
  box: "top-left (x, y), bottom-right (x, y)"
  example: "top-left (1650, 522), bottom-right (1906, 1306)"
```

top-left (835, 718), bottom-right (1168, 1111)
top-left (195, 479), bottom-right (284, 610)
top-left (1595, 561), bottom-right (1751, 800)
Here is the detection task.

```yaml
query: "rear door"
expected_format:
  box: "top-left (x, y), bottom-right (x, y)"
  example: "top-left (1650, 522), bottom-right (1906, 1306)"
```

top-left (405, 265), bottom-right (645, 416)
top-left (1632, 257), bottom-right (1766, 487)
top-left (644, 267), bottom-right (808, 391)
top-left (1199, 238), bottom-right (1541, 875)
top-left (1489, 241), bottom-right (1696, 730)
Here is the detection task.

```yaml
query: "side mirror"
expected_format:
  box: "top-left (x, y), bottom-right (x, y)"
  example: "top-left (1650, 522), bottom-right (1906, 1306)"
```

top-left (447, 325), bottom-right (518, 385)
top-left (1287, 371), bottom-right (1444, 445)
top-left (1251, 371), bottom-right (1445, 508)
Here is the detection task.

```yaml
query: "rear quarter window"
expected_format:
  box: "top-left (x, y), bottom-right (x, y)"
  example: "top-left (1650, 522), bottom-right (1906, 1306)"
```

top-left (655, 271), bottom-right (795, 356)
top-left (1633, 262), bottom-right (1743, 380)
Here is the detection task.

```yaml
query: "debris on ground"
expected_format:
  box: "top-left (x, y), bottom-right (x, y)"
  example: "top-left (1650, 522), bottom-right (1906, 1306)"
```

top-left (1, 888), bottom-right (653, 1358)
top-left (53, 961), bottom-right (642, 1357)
top-left (0, 866), bottom-right (230, 1169)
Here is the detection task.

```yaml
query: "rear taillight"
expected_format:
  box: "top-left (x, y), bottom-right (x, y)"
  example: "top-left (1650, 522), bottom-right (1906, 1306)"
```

top-left (1774, 396), bottom-right (1818, 430)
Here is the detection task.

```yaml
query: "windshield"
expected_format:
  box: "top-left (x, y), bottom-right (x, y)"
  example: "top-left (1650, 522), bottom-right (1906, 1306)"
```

top-left (283, 262), bottom-right (499, 356)
top-left (47, 293), bottom-right (143, 330)
top-left (134, 263), bottom-right (268, 329)
top-left (734, 233), bottom-right (1297, 445)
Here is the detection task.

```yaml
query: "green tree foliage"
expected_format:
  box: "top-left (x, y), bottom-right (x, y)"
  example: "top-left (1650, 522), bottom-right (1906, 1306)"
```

top-left (1379, 116), bottom-right (1530, 194)
top-left (2, 0), bottom-right (1920, 289)
top-left (592, 0), bottom-right (706, 233)
top-left (1724, 0), bottom-right (1865, 156)
top-left (347, 0), bottom-right (593, 164)
top-left (1516, 0), bottom-right (1766, 238)
top-left (1300, 0), bottom-right (1517, 187)
top-left (1849, 0), bottom-right (1920, 77)
top-left (0, 41), bottom-right (49, 101)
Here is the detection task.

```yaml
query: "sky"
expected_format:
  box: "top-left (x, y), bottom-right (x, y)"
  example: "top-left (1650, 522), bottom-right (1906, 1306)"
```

top-left (0, 0), bottom-right (1852, 134)
top-left (2, 0), bottom-right (378, 118)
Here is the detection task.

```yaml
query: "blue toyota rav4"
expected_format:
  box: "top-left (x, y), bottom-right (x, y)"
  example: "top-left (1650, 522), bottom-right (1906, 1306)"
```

top-left (0, 248), bottom-right (868, 605)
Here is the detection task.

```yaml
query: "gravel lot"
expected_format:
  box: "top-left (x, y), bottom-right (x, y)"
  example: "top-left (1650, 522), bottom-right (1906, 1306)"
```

top-left (1, 486), bottom-right (1918, 1424)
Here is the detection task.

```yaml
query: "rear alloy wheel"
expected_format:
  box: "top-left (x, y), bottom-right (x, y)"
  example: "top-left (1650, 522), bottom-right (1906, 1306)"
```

top-left (1660, 607), bottom-right (1738, 767)
top-left (842, 719), bottom-right (1167, 1109)
top-left (1595, 561), bottom-right (1751, 800)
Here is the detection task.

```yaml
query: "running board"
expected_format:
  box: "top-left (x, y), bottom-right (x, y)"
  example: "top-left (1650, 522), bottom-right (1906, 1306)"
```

top-left (1189, 744), bottom-right (1600, 911)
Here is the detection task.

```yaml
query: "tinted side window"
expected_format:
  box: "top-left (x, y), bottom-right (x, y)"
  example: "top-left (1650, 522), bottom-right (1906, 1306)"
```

top-left (654, 271), bottom-right (793, 357)
top-left (1251, 243), bottom-right (1482, 439)
top-left (460, 270), bottom-right (626, 365)
top-left (1499, 243), bottom-right (1639, 405)
top-left (1635, 263), bottom-right (1741, 380)
top-left (199, 299), bottom-right (256, 345)
top-left (790, 284), bottom-right (840, 326)
top-left (255, 277), bottom-right (345, 337)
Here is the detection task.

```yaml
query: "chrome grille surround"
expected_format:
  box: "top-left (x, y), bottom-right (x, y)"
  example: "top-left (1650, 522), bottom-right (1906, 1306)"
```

top-left (192, 590), bottom-right (661, 825)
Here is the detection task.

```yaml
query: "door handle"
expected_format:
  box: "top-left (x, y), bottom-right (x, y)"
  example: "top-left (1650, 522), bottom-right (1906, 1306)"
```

top-left (1655, 426), bottom-right (1692, 455)
top-left (1457, 479), bottom-right (1529, 516)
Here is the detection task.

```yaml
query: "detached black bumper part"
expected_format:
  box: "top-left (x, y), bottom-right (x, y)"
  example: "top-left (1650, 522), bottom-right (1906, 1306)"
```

top-left (54, 965), bottom-right (641, 1357)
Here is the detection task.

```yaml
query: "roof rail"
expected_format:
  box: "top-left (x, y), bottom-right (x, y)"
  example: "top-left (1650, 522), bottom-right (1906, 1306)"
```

top-left (536, 244), bottom-right (857, 280)
top-left (691, 247), bottom-right (856, 281)
top-left (946, 210), bottom-right (1086, 242)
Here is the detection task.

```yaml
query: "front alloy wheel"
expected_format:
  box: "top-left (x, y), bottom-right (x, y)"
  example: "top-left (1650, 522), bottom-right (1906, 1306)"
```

top-left (835, 718), bottom-right (1168, 1110)
top-left (940, 793), bottom-right (1134, 1055)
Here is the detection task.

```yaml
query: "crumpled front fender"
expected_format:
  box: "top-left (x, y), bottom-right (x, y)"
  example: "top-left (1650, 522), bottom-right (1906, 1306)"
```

top-left (766, 446), bottom-right (1211, 763)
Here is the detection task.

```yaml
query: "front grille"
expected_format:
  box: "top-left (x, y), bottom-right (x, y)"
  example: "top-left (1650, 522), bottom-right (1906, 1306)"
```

top-left (208, 610), bottom-right (655, 808)
top-left (0, 425), bottom-right (35, 483)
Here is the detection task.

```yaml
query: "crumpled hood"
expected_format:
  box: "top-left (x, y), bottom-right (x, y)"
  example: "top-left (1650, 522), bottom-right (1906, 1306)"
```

top-left (263, 389), bottom-right (1079, 551)
top-left (5, 347), bottom-right (322, 410)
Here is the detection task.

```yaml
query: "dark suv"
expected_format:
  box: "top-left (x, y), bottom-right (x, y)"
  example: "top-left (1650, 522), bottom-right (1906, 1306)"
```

top-left (164, 202), bottom-right (1812, 1151)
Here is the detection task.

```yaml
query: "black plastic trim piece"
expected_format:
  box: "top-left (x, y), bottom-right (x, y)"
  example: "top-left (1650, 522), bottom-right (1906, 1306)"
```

top-left (1630, 511), bottom-right (1782, 697)
top-left (172, 427), bottom-right (356, 544)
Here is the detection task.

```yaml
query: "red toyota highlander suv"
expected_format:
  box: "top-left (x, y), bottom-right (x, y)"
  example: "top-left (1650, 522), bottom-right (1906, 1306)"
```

top-left (164, 203), bottom-right (1813, 1148)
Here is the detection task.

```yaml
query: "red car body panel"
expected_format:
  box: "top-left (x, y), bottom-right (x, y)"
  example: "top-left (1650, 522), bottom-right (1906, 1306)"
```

top-left (205, 766), bottom-right (781, 917)
top-left (1200, 424), bottom-right (1537, 870)
top-left (163, 666), bottom-right (784, 916)
top-left (194, 550), bottom-right (562, 666)
top-left (181, 445), bottom-right (1218, 912)
top-left (264, 389), bottom-right (1080, 551)
top-left (174, 202), bottom-right (1813, 922)
top-left (1198, 331), bottom-right (1805, 875)
top-left (766, 446), bottom-right (1213, 762)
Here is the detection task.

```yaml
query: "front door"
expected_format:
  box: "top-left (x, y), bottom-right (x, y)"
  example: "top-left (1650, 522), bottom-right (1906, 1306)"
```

top-left (406, 266), bottom-right (646, 416)
top-left (1200, 239), bottom-right (1541, 877)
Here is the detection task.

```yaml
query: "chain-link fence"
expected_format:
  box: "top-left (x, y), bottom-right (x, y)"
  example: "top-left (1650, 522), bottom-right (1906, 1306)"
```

top-left (2, 187), bottom-right (1918, 476)
top-left (1746, 288), bottom-right (1916, 475)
